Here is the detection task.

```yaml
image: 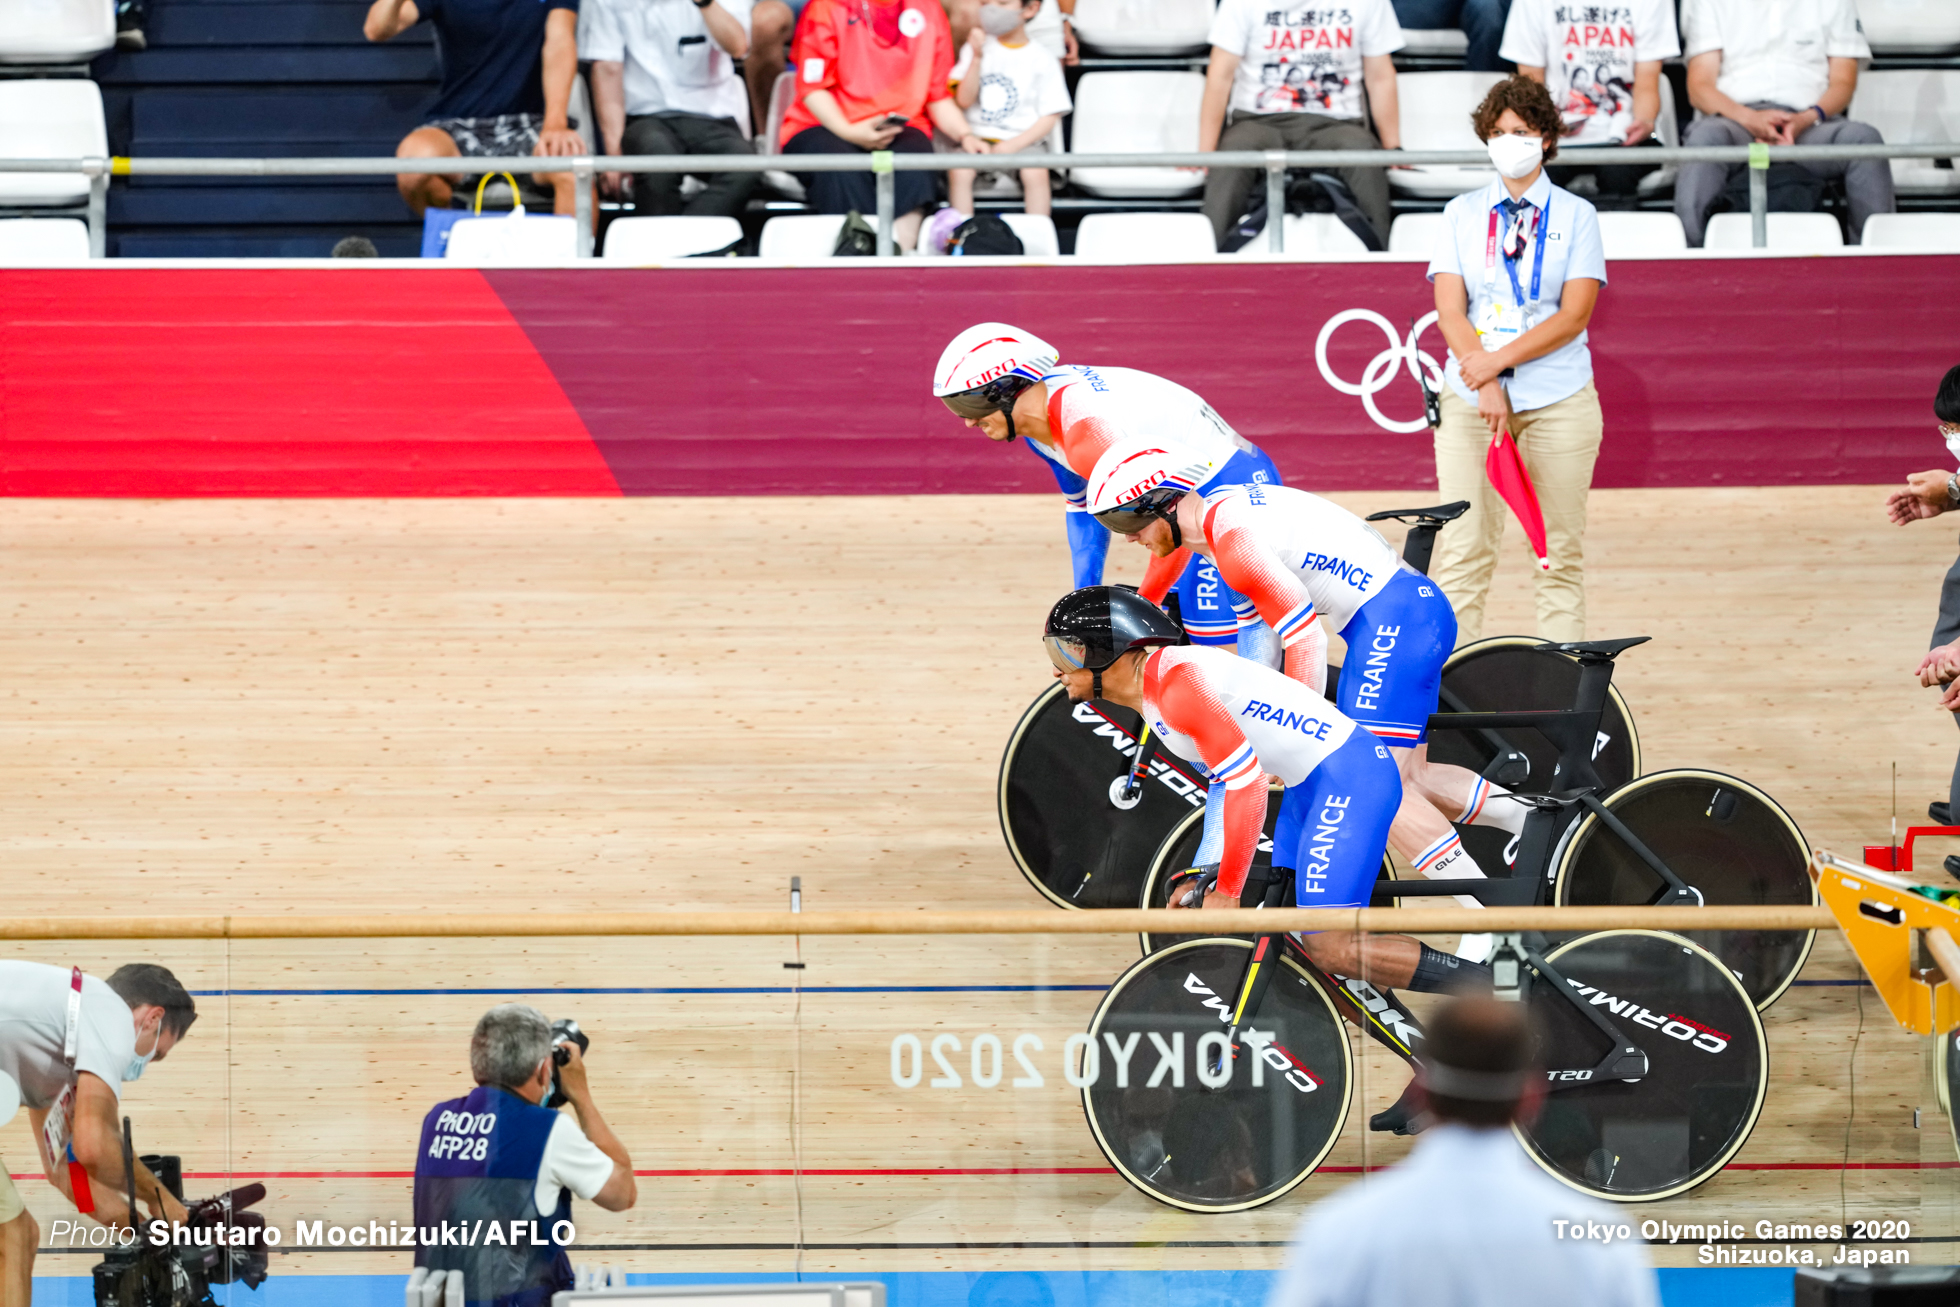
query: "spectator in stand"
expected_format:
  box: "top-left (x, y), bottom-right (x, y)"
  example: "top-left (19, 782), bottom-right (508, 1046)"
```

top-left (1268, 996), bottom-right (1660, 1307)
top-left (1885, 366), bottom-right (1960, 858)
top-left (1676, 0), bottom-right (1895, 246)
top-left (1501, 0), bottom-right (1678, 210)
top-left (747, 0), bottom-right (1075, 133)
top-left (947, 0), bottom-right (1071, 219)
top-left (366, 0), bottom-right (582, 216)
top-left (583, 0), bottom-right (758, 218)
top-left (779, 0), bottom-right (985, 250)
top-left (1199, 0), bottom-right (1404, 251)
top-left (1389, 0), bottom-right (1512, 73)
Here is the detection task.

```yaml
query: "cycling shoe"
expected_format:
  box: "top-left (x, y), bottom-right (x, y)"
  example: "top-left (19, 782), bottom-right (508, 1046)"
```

top-left (1368, 1076), bottom-right (1428, 1136)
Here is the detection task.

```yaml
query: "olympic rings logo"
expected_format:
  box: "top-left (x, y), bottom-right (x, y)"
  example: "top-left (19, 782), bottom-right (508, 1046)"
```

top-left (1313, 309), bottom-right (1445, 435)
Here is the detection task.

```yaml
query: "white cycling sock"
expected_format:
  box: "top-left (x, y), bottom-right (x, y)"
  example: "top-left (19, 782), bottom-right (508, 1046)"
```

top-left (1457, 776), bottom-right (1527, 837)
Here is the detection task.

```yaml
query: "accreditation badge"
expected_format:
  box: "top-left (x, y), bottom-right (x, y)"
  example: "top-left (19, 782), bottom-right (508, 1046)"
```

top-left (42, 1078), bottom-right (74, 1164)
top-left (1475, 298), bottom-right (1525, 351)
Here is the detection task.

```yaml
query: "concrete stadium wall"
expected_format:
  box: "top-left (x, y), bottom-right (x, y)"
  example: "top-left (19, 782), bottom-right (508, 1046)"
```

top-left (0, 259), bottom-right (1948, 496)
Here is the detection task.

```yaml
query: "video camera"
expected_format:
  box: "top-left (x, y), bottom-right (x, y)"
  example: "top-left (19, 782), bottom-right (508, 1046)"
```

top-left (546, 1017), bottom-right (589, 1110)
top-left (92, 1144), bottom-right (270, 1307)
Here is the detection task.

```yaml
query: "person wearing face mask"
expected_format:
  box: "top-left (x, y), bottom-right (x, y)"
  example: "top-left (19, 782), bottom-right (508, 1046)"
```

top-left (413, 1004), bottom-right (635, 1307)
top-left (0, 961), bottom-right (197, 1306)
top-left (1424, 74), bottom-right (1606, 645)
top-left (1885, 365), bottom-right (1960, 868)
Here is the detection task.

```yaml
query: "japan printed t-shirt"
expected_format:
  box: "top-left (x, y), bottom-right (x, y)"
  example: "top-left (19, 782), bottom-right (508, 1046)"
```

top-left (949, 36), bottom-right (1071, 142)
top-left (420, 0), bottom-right (580, 120)
top-left (1208, 0), bottom-right (1404, 122)
top-left (782, 0), bottom-right (955, 143)
top-left (1499, 0), bottom-right (1679, 146)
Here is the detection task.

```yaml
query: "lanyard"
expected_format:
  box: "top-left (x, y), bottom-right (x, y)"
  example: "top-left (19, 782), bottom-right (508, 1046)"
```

top-left (1483, 199), bottom-right (1550, 310)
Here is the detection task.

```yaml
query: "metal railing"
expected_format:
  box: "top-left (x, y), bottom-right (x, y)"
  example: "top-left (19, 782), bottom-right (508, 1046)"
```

top-left (7, 141), bottom-right (1952, 259)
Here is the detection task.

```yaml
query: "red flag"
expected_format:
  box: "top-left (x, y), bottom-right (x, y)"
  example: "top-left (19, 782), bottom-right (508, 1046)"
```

top-left (1485, 429), bottom-right (1550, 571)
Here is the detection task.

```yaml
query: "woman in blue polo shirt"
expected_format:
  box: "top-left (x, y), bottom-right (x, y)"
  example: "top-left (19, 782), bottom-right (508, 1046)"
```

top-left (1426, 74), bottom-right (1607, 645)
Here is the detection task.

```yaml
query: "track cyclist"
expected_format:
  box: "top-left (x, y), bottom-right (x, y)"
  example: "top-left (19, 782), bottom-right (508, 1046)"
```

top-left (1043, 586), bottom-right (1493, 1130)
top-left (932, 322), bottom-right (1283, 660)
top-left (1085, 440), bottom-right (1531, 914)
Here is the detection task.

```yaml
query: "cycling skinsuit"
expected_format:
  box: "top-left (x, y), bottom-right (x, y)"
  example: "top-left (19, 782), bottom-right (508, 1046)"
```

top-left (1022, 364), bottom-right (1282, 647)
top-left (1141, 645), bottom-right (1400, 907)
top-left (1199, 483), bottom-right (1458, 746)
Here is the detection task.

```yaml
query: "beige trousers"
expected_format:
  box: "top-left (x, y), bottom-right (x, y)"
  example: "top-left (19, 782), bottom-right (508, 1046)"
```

top-left (1431, 380), bottom-right (1604, 645)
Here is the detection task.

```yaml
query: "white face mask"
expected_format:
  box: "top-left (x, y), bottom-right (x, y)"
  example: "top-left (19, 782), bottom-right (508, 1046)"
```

top-left (123, 1020), bottom-right (161, 1083)
top-left (976, 5), bottom-right (1022, 36)
top-left (1487, 133), bottom-right (1544, 180)
top-left (1944, 423), bottom-right (1960, 462)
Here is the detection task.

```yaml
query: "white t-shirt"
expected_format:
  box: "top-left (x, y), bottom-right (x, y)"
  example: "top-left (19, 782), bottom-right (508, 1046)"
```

top-left (0, 962), bottom-right (138, 1110)
top-left (1681, 0), bottom-right (1869, 111)
top-left (533, 1113), bottom-right (618, 1214)
top-left (1499, 0), bottom-right (1680, 146)
top-left (579, 0), bottom-right (755, 131)
top-left (950, 35), bottom-right (1071, 142)
top-left (1208, 0), bottom-right (1404, 122)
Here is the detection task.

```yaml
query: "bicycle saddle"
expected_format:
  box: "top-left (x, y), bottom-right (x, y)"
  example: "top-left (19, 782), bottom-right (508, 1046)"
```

top-left (1364, 500), bottom-right (1471, 527)
top-left (1536, 636), bottom-right (1650, 661)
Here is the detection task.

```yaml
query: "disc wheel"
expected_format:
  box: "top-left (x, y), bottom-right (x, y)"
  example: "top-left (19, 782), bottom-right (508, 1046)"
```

top-left (1550, 769), bottom-right (1814, 1010)
top-left (1082, 938), bottom-right (1352, 1212)
top-left (1137, 798), bottom-right (1393, 954)
top-left (998, 683), bottom-right (1212, 909)
top-left (1428, 637), bottom-right (1641, 878)
top-left (1516, 930), bottom-right (1767, 1202)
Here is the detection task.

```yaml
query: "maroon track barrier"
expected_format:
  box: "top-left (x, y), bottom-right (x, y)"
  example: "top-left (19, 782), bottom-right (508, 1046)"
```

top-left (0, 258), bottom-right (1949, 496)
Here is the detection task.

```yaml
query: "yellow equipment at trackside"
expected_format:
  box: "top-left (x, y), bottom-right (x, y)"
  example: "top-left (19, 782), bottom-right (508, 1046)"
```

top-left (1814, 829), bottom-right (1960, 1036)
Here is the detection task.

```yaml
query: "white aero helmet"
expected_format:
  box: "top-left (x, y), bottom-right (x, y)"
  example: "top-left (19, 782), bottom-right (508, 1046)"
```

top-left (1085, 438), bottom-right (1216, 545)
top-left (932, 322), bottom-right (1059, 439)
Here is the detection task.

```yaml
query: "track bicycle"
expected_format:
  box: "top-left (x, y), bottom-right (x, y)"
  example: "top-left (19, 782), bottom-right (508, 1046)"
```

top-left (1081, 863), bottom-right (1769, 1211)
top-left (1142, 637), bottom-right (1813, 1010)
top-left (998, 503), bottom-right (1641, 910)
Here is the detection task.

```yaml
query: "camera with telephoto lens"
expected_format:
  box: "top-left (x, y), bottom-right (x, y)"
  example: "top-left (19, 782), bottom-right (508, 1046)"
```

top-left (91, 1153), bottom-right (270, 1307)
top-left (546, 1018), bottom-right (589, 1109)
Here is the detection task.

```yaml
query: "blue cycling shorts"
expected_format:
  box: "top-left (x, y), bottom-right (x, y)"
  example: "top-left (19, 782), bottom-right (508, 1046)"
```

top-left (1270, 730), bottom-right (1401, 910)
top-left (1335, 567), bottom-right (1457, 748)
top-left (1178, 446), bottom-right (1283, 647)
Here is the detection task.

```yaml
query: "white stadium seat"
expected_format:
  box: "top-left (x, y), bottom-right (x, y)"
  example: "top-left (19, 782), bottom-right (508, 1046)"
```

top-left (757, 213), bottom-right (847, 259)
top-left (1231, 211), bottom-right (1369, 257)
top-left (1399, 28), bottom-right (1468, 56)
top-left (1859, 212), bottom-right (1960, 251)
top-left (1391, 71), bottom-right (1507, 199)
top-left (0, 0), bottom-right (113, 64)
top-left (443, 213), bottom-right (579, 264)
top-left (1856, 0), bottom-right (1960, 56)
top-left (1072, 212), bottom-right (1217, 260)
top-left (1387, 212), bottom-right (1445, 255)
top-left (1595, 211), bottom-right (1687, 257)
top-left (602, 216), bottom-right (744, 261)
top-left (0, 217), bottom-right (89, 263)
top-left (0, 80), bottom-right (107, 206)
top-left (1849, 70), bottom-right (1960, 198)
top-left (1069, 72), bottom-right (1207, 199)
top-left (1703, 211), bottom-right (1844, 252)
top-left (1001, 213), bottom-right (1061, 256)
top-left (1070, 0), bottom-right (1211, 57)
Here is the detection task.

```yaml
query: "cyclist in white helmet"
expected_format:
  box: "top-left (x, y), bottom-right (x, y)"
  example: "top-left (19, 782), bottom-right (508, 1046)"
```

top-left (931, 322), bottom-right (1285, 660)
top-left (1084, 439), bottom-right (1530, 938)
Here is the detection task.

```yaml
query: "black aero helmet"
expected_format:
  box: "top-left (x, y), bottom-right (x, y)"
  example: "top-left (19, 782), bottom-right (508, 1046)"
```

top-left (1044, 586), bottom-right (1184, 697)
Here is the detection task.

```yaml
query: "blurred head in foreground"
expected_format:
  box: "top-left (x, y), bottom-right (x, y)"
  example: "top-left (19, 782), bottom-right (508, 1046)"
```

top-left (1415, 995), bottom-right (1543, 1129)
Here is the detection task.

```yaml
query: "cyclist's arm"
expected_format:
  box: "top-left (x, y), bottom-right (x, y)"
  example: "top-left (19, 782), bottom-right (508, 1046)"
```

top-left (1137, 549), bottom-right (1188, 606)
top-left (1041, 451), bottom-right (1108, 588)
top-left (1204, 505), bottom-right (1326, 693)
top-left (1152, 662), bottom-right (1266, 898)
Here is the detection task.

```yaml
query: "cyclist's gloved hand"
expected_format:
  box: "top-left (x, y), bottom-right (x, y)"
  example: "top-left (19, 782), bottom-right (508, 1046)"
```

top-left (1165, 865), bottom-right (1220, 909)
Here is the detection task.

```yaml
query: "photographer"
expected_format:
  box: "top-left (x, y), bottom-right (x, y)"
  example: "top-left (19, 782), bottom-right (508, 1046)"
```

top-left (0, 962), bottom-right (197, 1306)
top-left (414, 1005), bottom-right (635, 1307)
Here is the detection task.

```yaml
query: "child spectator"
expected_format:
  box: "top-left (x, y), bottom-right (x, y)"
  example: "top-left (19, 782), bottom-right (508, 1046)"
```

top-left (946, 0), bottom-right (1070, 219)
top-left (1501, 0), bottom-right (1678, 210)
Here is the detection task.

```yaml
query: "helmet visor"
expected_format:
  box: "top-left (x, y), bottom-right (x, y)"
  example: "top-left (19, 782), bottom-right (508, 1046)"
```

top-left (1093, 488), bottom-right (1185, 537)
top-left (940, 388), bottom-right (1000, 421)
top-left (1043, 634), bottom-right (1097, 674)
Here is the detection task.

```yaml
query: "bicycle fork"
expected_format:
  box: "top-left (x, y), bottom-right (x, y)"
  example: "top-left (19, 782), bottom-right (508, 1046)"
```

top-left (1489, 932), bottom-right (1649, 1085)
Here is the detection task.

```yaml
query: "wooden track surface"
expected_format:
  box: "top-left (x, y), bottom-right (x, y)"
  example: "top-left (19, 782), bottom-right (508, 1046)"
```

top-left (4, 488), bottom-right (1959, 1279)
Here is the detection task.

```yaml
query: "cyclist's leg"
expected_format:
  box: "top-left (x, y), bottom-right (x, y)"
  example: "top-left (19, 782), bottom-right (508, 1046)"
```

top-left (1337, 571), bottom-right (1511, 893)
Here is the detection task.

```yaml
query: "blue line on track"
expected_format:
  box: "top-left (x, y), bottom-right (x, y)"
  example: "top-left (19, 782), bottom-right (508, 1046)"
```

top-left (186, 986), bottom-right (1113, 997)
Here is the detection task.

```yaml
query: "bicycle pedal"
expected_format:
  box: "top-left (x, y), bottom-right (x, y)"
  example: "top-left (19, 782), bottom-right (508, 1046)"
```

top-left (1367, 1078), bottom-right (1428, 1136)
